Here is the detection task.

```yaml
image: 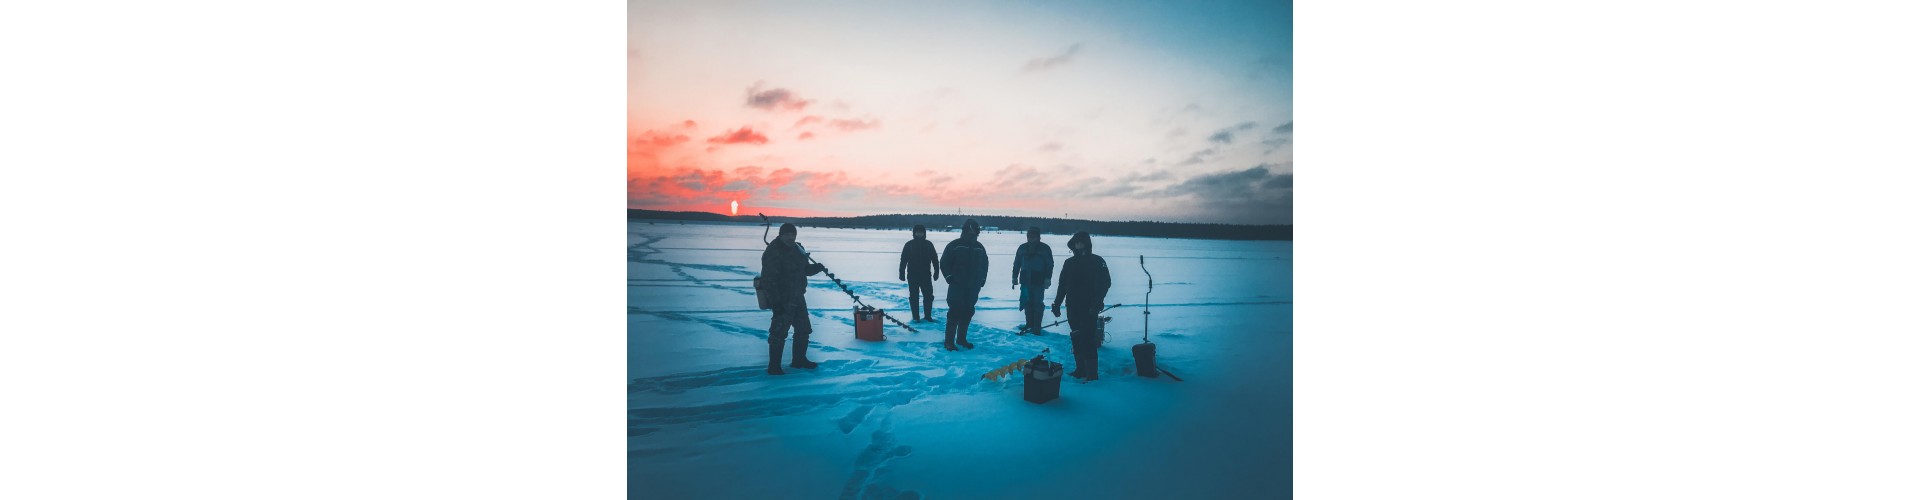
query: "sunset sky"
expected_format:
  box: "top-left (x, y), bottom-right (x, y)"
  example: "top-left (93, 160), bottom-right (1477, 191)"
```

top-left (629, 1), bottom-right (1291, 225)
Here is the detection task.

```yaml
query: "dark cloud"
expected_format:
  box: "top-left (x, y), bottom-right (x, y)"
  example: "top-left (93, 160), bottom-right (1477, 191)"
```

top-left (1022, 44), bottom-right (1082, 73)
top-left (1139, 164), bottom-right (1293, 224)
top-left (1155, 165), bottom-right (1285, 197)
top-left (706, 127), bottom-right (769, 145)
top-left (1262, 122), bottom-right (1293, 152)
top-left (745, 82), bottom-right (812, 111)
top-left (1178, 148), bottom-right (1218, 166)
top-left (1207, 122), bottom-right (1259, 144)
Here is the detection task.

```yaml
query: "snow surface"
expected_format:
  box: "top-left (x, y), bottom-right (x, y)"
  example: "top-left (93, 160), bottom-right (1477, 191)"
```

top-left (630, 221), bottom-right (1292, 499)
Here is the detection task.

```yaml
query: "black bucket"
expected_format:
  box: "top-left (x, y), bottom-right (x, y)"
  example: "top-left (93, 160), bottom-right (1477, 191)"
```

top-left (1022, 357), bottom-right (1063, 404)
top-left (1133, 341), bottom-right (1158, 378)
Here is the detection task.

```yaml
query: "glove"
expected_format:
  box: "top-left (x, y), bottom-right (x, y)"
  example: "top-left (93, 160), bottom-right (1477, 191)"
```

top-left (807, 263), bottom-right (825, 274)
top-left (898, 272), bottom-right (905, 281)
top-left (1051, 303), bottom-right (1061, 317)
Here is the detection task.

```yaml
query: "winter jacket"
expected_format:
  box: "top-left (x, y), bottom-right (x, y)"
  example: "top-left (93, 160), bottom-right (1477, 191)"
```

top-left (761, 239), bottom-right (823, 306)
top-left (1012, 241), bottom-right (1054, 287)
top-left (899, 238), bottom-right (940, 280)
top-left (1054, 253), bottom-right (1111, 310)
top-left (940, 238), bottom-right (989, 290)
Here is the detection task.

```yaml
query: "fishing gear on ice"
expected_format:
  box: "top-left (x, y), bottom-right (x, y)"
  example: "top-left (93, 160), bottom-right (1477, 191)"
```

top-left (1019, 348), bottom-right (1063, 404)
top-left (981, 358), bottom-right (1030, 382)
top-left (1132, 255), bottom-right (1180, 381)
top-left (1013, 301), bottom-right (1121, 334)
top-left (1134, 255), bottom-right (1158, 378)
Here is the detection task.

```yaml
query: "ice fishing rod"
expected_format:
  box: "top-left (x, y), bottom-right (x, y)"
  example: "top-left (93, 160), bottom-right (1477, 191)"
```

top-left (759, 213), bottom-right (919, 333)
top-left (1141, 255), bottom-right (1152, 343)
top-left (760, 212), bottom-right (771, 244)
top-left (1016, 303), bottom-right (1124, 335)
top-left (1136, 255), bottom-right (1182, 381)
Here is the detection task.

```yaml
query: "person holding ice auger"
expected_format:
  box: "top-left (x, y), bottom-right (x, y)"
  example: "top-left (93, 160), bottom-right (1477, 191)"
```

top-left (1012, 227), bottom-right (1054, 335)
top-left (761, 223), bottom-right (826, 375)
top-left (940, 219), bottom-right (989, 351)
top-left (1052, 231), bottom-right (1111, 380)
top-left (898, 224), bottom-right (941, 322)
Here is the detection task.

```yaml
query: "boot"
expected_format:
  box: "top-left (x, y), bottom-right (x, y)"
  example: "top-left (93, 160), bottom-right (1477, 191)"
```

top-left (910, 299), bottom-right (922, 322)
top-left (767, 341), bottom-right (786, 375)
top-left (955, 323), bottom-right (973, 349)
top-left (923, 297), bottom-right (936, 322)
top-left (944, 323), bottom-right (958, 351)
top-left (789, 336), bottom-right (818, 369)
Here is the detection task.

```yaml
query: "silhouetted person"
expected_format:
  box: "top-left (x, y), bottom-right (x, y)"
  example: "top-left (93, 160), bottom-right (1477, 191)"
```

top-left (761, 223), bottom-right (826, 375)
top-left (898, 224), bottom-right (941, 322)
top-left (1012, 227), bottom-right (1055, 334)
top-left (940, 219), bottom-right (989, 350)
top-left (1052, 231), bottom-right (1110, 380)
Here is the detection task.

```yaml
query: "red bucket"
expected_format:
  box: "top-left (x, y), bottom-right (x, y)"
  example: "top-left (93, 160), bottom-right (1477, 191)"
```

top-left (854, 307), bottom-right (885, 341)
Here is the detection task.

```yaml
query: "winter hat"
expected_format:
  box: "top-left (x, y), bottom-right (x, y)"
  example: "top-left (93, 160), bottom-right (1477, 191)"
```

top-left (778, 223), bottom-right (797, 235)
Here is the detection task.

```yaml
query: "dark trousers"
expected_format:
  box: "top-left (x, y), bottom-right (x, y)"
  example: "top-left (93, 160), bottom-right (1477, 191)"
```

top-left (907, 275), bottom-right (934, 318)
top-left (1019, 284), bottom-right (1046, 332)
top-left (945, 285), bottom-right (980, 340)
top-left (769, 299), bottom-right (812, 344)
top-left (1066, 302), bottom-right (1102, 374)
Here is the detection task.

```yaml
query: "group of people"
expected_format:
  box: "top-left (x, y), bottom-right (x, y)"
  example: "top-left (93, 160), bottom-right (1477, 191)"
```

top-left (759, 219), bottom-right (1112, 380)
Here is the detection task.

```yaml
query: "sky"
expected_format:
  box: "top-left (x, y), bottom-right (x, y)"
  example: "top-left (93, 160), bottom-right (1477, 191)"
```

top-left (629, 0), bottom-right (1291, 225)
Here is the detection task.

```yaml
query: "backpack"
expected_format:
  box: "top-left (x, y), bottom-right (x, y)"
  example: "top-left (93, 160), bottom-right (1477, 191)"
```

top-left (753, 275), bottom-right (771, 310)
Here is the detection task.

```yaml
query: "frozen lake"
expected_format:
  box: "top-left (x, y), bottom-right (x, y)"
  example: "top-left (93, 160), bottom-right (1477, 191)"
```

top-left (629, 220), bottom-right (1292, 499)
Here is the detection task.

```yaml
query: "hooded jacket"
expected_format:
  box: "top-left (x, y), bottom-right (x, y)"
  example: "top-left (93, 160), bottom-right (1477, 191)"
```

top-left (1053, 232), bottom-right (1110, 310)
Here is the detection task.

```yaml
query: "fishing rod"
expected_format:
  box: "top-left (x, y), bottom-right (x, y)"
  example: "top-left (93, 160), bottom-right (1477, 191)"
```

top-left (1141, 255), bottom-right (1153, 343)
top-left (1134, 255), bottom-right (1180, 381)
top-left (759, 213), bottom-right (919, 333)
top-left (1016, 303), bottom-right (1124, 335)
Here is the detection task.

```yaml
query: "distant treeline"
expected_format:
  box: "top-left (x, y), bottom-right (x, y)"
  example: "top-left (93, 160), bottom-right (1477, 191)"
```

top-left (628, 209), bottom-right (1291, 241)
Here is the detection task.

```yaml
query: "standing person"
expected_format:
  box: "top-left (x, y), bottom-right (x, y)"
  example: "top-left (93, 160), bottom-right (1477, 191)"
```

top-left (1012, 227), bottom-right (1055, 335)
top-left (939, 219), bottom-right (989, 351)
top-left (897, 224), bottom-right (941, 322)
top-left (760, 223), bottom-right (827, 375)
top-left (1052, 231), bottom-right (1111, 380)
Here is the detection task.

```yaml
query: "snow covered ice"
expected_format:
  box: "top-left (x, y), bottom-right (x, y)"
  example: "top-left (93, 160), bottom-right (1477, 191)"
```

top-left (630, 221), bottom-right (1292, 499)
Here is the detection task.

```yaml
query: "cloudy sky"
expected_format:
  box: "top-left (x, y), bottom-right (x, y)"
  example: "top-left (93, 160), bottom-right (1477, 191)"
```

top-left (629, 0), bottom-right (1291, 225)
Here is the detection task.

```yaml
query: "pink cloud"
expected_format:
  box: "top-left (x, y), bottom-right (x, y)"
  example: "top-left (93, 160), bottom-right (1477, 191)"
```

top-left (828, 118), bottom-right (881, 131)
top-left (706, 127), bottom-right (769, 145)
